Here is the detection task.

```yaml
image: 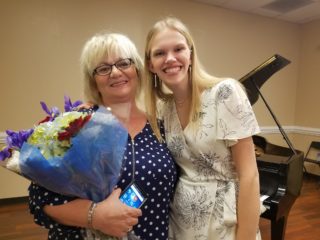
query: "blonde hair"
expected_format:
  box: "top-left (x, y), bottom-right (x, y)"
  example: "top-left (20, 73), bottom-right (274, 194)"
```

top-left (144, 17), bottom-right (221, 140)
top-left (80, 32), bottom-right (144, 105)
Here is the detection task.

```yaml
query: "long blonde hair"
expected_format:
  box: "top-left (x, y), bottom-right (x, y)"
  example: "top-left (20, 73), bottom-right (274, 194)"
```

top-left (144, 17), bottom-right (221, 140)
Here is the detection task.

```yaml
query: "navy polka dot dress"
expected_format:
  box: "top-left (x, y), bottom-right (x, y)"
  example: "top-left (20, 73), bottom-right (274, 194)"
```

top-left (29, 121), bottom-right (178, 240)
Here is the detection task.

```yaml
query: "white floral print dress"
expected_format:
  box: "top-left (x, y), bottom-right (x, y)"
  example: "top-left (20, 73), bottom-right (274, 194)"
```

top-left (162, 78), bottom-right (263, 240)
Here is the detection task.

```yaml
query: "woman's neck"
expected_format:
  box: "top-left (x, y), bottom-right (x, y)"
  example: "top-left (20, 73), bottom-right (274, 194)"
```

top-left (173, 84), bottom-right (191, 109)
top-left (103, 100), bottom-right (146, 138)
top-left (173, 90), bottom-right (191, 129)
top-left (127, 104), bottom-right (147, 139)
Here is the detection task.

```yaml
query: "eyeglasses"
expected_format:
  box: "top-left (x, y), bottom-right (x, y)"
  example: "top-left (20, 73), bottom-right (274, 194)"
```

top-left (93, 58), bottom-right (134, 76)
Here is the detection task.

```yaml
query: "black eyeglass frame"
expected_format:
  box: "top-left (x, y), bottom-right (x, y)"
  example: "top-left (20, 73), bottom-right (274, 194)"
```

top-left (93, 58), bottom-right (134, 76)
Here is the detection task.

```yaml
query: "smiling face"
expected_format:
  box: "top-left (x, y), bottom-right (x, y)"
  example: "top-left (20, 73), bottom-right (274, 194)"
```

top-left (94, 54), bottom-right (138, 106)
top-left (148, 28), bottom-right (192, 91)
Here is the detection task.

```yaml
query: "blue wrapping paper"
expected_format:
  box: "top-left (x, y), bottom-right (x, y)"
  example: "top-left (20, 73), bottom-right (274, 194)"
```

top-left (19, 106), bottom-right (128, 202)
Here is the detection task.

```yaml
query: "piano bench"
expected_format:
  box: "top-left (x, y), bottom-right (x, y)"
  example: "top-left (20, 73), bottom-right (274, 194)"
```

top-left (304, 141), bottom-right (320, 175)
top-left (304, 158), bottom-right (320, 165)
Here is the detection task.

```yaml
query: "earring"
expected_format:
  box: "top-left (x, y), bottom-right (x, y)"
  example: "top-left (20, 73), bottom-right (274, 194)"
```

top-left (154, 74), bottom-right (158, 88)
top-left (188, 65), bottom-right (192, 77)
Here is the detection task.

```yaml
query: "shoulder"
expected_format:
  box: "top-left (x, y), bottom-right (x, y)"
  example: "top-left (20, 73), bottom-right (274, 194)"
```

top-left (205, 78), bottom-right (245, 99)
top-left (146, 119), bottom-right (165, 133)
top-left (145, 119), bottom-right (166, 138)
top-left (214, 78), bottom-right (242, 91)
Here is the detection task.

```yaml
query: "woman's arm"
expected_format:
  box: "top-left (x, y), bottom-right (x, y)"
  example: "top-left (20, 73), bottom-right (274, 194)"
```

top-left (231, 137), bottom-right (260, 240)
top-left (28, 182), bottom-right (81, 235)
top-left (43, 188), bottom-right (142, 237)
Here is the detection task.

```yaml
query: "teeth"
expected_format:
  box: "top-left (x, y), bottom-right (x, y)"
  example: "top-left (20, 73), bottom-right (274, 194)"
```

top-left (164, 66), bottom-right (180, 73)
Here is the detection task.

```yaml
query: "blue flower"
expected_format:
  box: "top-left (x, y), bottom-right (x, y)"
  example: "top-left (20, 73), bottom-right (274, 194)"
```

top-left (64, 96), bottom-right (83, 112)
top-left (0, 129), bottom-right (33, 161)
top-left (0, 147), bottom-right (11, 161)
top-left (40, 101), bottom-right (60, 120)
top-left (6, 129), bottom-right (34, 149)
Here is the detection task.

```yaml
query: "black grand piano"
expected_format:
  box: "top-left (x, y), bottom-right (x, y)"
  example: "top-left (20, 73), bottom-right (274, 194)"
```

top-left (239, 54), bottom-right (304, 240)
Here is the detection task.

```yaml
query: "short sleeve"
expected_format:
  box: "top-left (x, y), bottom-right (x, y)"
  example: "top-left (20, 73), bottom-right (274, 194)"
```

top-left (214, 79), bottom-right (260, 144)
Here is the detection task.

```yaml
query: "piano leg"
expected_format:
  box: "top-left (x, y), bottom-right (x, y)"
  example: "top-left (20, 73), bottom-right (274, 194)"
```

top-left (271, 216), bottom-right (287, 240)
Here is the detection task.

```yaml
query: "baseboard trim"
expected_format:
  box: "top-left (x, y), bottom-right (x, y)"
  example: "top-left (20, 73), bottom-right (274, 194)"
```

top-left (0, 196), bottom-right (28, 206)
top-left (1, 126), bottom-right (320, 144)
top-left (260, 126), bottom-right (320, 136)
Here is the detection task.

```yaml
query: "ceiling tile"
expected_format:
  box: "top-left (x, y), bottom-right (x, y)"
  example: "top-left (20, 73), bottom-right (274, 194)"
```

top-left (192, 0), bottom-right (320, 23)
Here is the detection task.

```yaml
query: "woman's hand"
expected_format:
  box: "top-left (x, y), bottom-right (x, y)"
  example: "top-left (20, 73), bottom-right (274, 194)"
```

top-left (77, 102), bottom-right (94, 110)
top-left (92, 188), bottom-right (142, 237)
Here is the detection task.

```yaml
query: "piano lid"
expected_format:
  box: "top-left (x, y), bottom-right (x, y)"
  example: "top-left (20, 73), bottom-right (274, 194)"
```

top-left (239, 54), bottom-right (290, 105)
top-left (238, 54), bottom-right (297, 155)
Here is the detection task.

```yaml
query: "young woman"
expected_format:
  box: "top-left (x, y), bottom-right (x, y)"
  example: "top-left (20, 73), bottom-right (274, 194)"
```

top-left (29, 32), bottom-right (177, 240)
top-left (144, 17), bottom-right (264, 240)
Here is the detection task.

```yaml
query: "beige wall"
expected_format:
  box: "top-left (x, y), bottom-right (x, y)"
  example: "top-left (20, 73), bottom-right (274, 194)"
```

top-left (297, 19), bottom-right (320, 128)
top-left (0, 0), bottom-right (319, 198)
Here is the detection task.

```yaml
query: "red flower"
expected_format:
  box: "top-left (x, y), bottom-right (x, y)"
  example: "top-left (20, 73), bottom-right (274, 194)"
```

top-left (38, 116), bottom-right (51, 125)
top-left (58, 115), bottom-right (91, 141)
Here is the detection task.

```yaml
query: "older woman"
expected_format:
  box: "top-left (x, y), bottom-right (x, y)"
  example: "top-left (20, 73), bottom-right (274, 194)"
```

top-left (29, 32), bottom-right (177, 240)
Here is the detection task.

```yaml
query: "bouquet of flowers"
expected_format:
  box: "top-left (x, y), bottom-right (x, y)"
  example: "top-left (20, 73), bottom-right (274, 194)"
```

top-left (0, 96), bottom-right (128, 203)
